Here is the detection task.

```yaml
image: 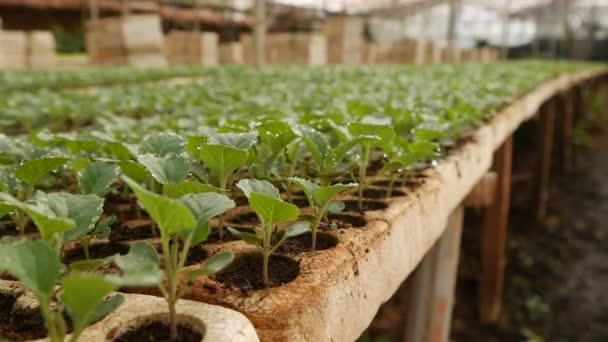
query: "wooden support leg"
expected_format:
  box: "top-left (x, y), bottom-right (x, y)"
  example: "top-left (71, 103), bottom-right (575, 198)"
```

top-left (480, 136), bottom-right (513, 323)
top-left (559, 93), bottom-right (574, 175)
top-left (404, 206), bottom-right (464, 342)
top-left (534, 102), bottom-right (556, 221)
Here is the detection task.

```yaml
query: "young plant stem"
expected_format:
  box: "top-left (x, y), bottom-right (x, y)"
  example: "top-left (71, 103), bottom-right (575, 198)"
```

top-left (310, 206), bottom-right (325, 252)
top-left (262, 222), bottom-right (272, 287)
top-left (218, 175), bottom-right (228, 240)
top-left (161, 236), bottom-right (179, 340)
top-left (386, 173), bottom-right (398, 200)
top-left (82, 237), bottom-right (91, 260)
top-left (262, 252), bottom-right (269, 288)
top-left (358, 145), bottom-right (371, 212)
top-left (39, 298), bottom-right (61, 342)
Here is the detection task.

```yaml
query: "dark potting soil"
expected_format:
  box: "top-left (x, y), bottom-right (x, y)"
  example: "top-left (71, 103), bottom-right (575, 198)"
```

top-left (343, 200), bottom-right (388, 212)
top-left (362, 188), bottom-right (406, 199)
top-left (63, 241), bottom-right (130, 263)
top-left (184, 245), bottom-right (208, 266)
top-left (371, 178), bottom-right (425, 191)
top-left (322, 214), bottom-right (367, 229)
top-left (276, 232), bottom-right (338, 253)
top-left (0, 221), bottom-right (38, 238)
top-left (287, 197), bottom-right (311, 209)
top-left (153, 243), bottom-right (209, 267)
top-left (226, 212), bottom-right (259, 226)
top-left (205, 227), bottom-right (255, 243)
top-left (0, 292), bottom-right (64, 341)
top-left (215, 254), bottom-right (299, 291)
top-left (109, 219), bottom-right (157, 241)
top-left (112, 321), bottom-right (202, 342)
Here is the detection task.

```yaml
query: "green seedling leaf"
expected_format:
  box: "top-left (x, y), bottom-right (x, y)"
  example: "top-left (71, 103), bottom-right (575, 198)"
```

top-left (0, 193), bottom-right (75, 240)
top-left (15, 157), bottom-right (69, 185)
top-left (86, 294), bottom-right (124, 326)
top-left (249, 192), bottom-right (299, 226)
top-left (137, 154), bottom-right (190, 185)
top-left (236, 178), bottom-right (280, 198)
top-left (117, 161), bottom-right (150, 184)
top-left (69, 256), bottom-right (116, 272)
top-left (78, 162), bottom-right (119, 196)
top-left (208, 132), bottom-right (258, 150)
top-left (348, 122), bottom-right (396, 143)
top-left (288, 177), bottom-right (318, 207)
top-left (121, 176), bottom-right (196, 236)
top-left (179, 193), bottom-right (236, 244)
top-left (46, 192), bottom-right (104, 243)
top-left (258, 121), bottom-right (296, 155)
top-left (113, 241), bottom-right (163, 287)
top-left (179, 193), bottom-right (235, 225)
top-left (62, 273), bottom-right (120, 334)
top-left (299, 127), bottom-right (328, 164)
top-left (71, 158), bottom-right (92, 173)
top-left (227, 227), bottom-right (261, 246)
top-left (186, 251), bottom-right (234, 280)
top-left (139, 132), bottom-right (186, 157)
top-left (0, 203), bottom-right (12, 219)
top-left (327, 201), bottom-right (346, 214)
top-left (163, 181), bottom-right (224, 199)
top-left (199, 144), bottom-right (248, 182)
top-left (315, 183), bottom-right (357, 207)
top-left (0, 239), bottom-right (60, 299)
top-left (283, 221), bottom-right (311, 239)
top-left (94, 215), bottom-right (116, 239)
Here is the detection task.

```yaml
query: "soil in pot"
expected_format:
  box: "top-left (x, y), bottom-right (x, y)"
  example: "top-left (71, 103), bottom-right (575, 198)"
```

top-left (112, 321), bottom-right (202, 342)
top-left (205, 227), bottom-right (256, 243)
top-left (0, 221), bottom-right (38, 238)
top-left (276, 232), bottom-right (338, 253)
top-left (225, 212), bottom-right (259, 226)
top-left (110, 219), bottom-right (157, 241)
top-left (0, 292), bottom-right (70, 341)
top-left (154, 244), bottom-right (209, 267)
top-left (343, 200), bottom-right (388, 212)
top-left (63, 241), bottom-right (130, 263)
top-left (215, 253), bottom-right (300, 291)
top-left (287, 197), bottom-right (310, 209)
top-left (362, 188), bottom-right (406, 199)
top-left (322, 214), bottom-right (367, 229)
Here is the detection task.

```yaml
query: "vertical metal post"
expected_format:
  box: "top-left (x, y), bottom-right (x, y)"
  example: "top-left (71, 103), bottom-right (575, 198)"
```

top-left (254, 0), bottom-right (266, 68)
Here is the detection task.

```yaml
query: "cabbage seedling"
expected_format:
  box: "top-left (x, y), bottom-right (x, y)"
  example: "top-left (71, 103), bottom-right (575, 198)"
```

top-left (289, 177), bottom-right (356, 251)
top-left (229, 179), bottom-right (310, 287)
top-left (191, 132), bottom-right (256, 239)
top-left (0, 191), bottom-right (104, 254)
top-left (0, 239), bottom-right (125, 342)
top-left (120, 176), bottom-right (235, 339)
top-left (347, 121), bottom-right (396, 211)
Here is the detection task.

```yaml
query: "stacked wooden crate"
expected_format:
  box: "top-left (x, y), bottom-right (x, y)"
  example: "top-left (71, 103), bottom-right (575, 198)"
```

top-left (165, 31), bottom-right (219, 66)
top-left (442, 47), bottom-right (462, 64)
top-left (241, 33), bottom-right (326, 66)
top-left (362, 42), bottom-right (378, 65)
top-left (324, 16), bottom-right (363, 65)
top-left (86, 17), bottom-right (127, 65)
top-left (122, 15), bottom-right (167, 67)
top-left (28, 31), bottom-right (57, 69)
top-left (86, 15), bottom-right (166, 67)
top-left (219, 42), bottom-right (243, 64)
top-left (0, 31), bottom-right (27, 69)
